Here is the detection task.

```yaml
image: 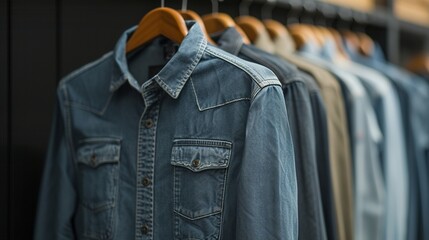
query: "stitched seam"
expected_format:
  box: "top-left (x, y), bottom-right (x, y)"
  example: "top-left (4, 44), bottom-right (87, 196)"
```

top-left (175, 37), bottom-right (207, 96)
top-left (61, 86), bottom-right (77, 167)
top-left (155, 75), bottom-right (175, 97)
top-left (205, 47), bottom-right (265, 85)
top-left (173, 139), bottom-right (232, 147)
top-left (135, 107), bottom-right (147, 239)
top-left (77, 137), bottom-right (122, 144)
top-left (190, 78), bottom-right (203, 111)
top-left (149, 104), bottom-right (159, 239)
top-left (258, 79), bottom-right (282, 88)
top-left (191, 76), bottom-right (250, 111)
top-left (174, 209), bottom-right (221, 221)
top-left (251, 85), bottom-right (262, 99)
top-left (156, 37), bottom-right (207, 98)
top-left (59, 52), bottom-right (113, 87)
top-left (199, 98), bottom-right (251, 111)
top-left (67, 93), bottom-right (113, 116)
top-left (171, 163), bottom-right (228, 171)
top-left (218, 147), bottom-right (231, 240)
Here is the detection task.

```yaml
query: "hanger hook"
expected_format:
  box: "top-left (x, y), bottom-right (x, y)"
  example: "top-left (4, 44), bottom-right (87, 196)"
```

top-left (211, 0), bottom-right (223, 14)
top-left (161, 0), bottom-right (165, 7)
top-left (262, 0), bottom-right (276, 19)
top-left (239, 0), bottom-right (252, 16)
top-left (182, 0), bottom-right (187, 11)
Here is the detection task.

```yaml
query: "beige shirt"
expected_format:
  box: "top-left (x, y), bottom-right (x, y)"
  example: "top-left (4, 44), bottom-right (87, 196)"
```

top-left (255, 31), bottom-right (354, 240)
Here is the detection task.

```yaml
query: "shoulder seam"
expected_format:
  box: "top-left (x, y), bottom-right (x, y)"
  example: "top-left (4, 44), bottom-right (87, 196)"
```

top-left (205, 46), bottom-right (280, 88)
top-left (58, 85), bottom-right (78, 167)
top-left (59, 51), bottom-right (114, 87)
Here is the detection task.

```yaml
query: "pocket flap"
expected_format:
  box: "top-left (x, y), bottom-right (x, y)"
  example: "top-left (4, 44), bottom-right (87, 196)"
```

top-left (171, 139), bottom-right (232, 172)
top-left (77, 138), bottom-right (121, 168)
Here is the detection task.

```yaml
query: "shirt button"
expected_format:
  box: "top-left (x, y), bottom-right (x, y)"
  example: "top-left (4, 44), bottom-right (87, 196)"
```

top-left (144, 119), bottom-right (154, 128)
top-left (192, 159), bottom-right (200, 168)
top-left (142, 177), bottom-right (151, 187)
top-left (141, 225), bottom-right (149, 235)
top-left (90, 154), bottom-right (97, 166)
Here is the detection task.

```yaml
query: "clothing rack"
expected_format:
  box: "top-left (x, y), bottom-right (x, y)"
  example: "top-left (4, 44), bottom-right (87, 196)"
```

top-left (247, 0), bottom-right (429, 65)
top-left (2, 0), bottom-right (429, 239)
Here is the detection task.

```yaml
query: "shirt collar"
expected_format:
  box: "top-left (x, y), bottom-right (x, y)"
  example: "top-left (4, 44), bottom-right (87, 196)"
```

top-left (213, 27), bottom-right (244, 56)
top-left (110, 21), bottom-right (207, 99)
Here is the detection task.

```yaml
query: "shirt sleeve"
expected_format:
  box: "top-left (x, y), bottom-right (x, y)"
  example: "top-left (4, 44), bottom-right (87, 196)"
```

top-left (283, 81), bottom-right (327, 240)
top-left (34, 89), bottom-right (77, 240)
top-left (236, 85), bottom-right (298, 240)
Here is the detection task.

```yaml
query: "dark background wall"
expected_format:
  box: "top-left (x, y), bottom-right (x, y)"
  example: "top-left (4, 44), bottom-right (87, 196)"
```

top-left (1, 0), bottom-right (428, 239)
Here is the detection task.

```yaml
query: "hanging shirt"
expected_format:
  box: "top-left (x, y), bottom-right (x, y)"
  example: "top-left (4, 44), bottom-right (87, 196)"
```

top-left (213, 27), bottom-right (327, 240)
top-left (348, 43), bottom-right (429, 240)
top-left (299, 41), bottom-right (385, 240)
top-left (34, 22), bottom-right (298, 240)
top-left (271, 35), bottom-right (354, 240)
top-left (271, 32), bottom-right (352, 240)
top-left (316, 39), bottom-right (409, 240)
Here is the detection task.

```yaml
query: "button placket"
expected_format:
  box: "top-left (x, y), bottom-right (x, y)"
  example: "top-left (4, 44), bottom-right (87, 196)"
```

top-left (136, 85), bottom-right (160, 240)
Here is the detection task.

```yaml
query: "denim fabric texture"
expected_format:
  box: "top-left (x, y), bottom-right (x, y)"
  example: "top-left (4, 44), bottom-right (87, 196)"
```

top-left (34, 22), bottom-right (299, 240)
top-left (213, 27), bottom-right (327, 240)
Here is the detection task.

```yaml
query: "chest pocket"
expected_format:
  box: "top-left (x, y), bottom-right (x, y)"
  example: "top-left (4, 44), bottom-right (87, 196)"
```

top-left (171, 139), bottom-right (232, 240)
top-left (75, 138), bottom-right (121, 240)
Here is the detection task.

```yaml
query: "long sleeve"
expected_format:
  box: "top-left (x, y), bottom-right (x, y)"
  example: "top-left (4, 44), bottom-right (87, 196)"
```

top-left (34, 90), bottom-right (77, 240)
top-left (283, 81), bottom-right (327, 240)
top-left (236, 85), bottom-right (298, 240)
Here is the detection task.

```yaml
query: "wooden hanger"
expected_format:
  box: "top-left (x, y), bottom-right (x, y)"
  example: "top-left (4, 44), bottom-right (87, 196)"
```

top-left (356, 32), bottom-right (374, 57)
top-left (126, 7), bottom-right (188, 53)
top-left (235, 16), bottom-right (266, 43)
top-left (311, 26), bottom-right (326, 46)
top-left (406, 54), bottom-right (429, 75)
top-left (202, 13), bottom-right (251, 44)
top-left (263, 19), bottom-right (289, 40)
top-left (342, 30), bottom-right (360, 52)
top-left (326, 28), bottom-right (349, 59)
top-left (178, 10), bottom-right (216, 45)
top-left (288, 24), bottom-right (318, 50)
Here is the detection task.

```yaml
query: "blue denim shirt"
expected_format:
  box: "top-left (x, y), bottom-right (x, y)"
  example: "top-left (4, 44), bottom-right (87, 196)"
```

top-left (212, 27), bottom-right (327, 240)
top-left (34, 22), bottom-right (298, 240)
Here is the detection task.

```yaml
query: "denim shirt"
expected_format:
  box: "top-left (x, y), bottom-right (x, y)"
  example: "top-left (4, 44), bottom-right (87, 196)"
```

top-left (34, 22), bottom-right (298, 240)
top-left (213, 27), bottom-right (326, 240)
